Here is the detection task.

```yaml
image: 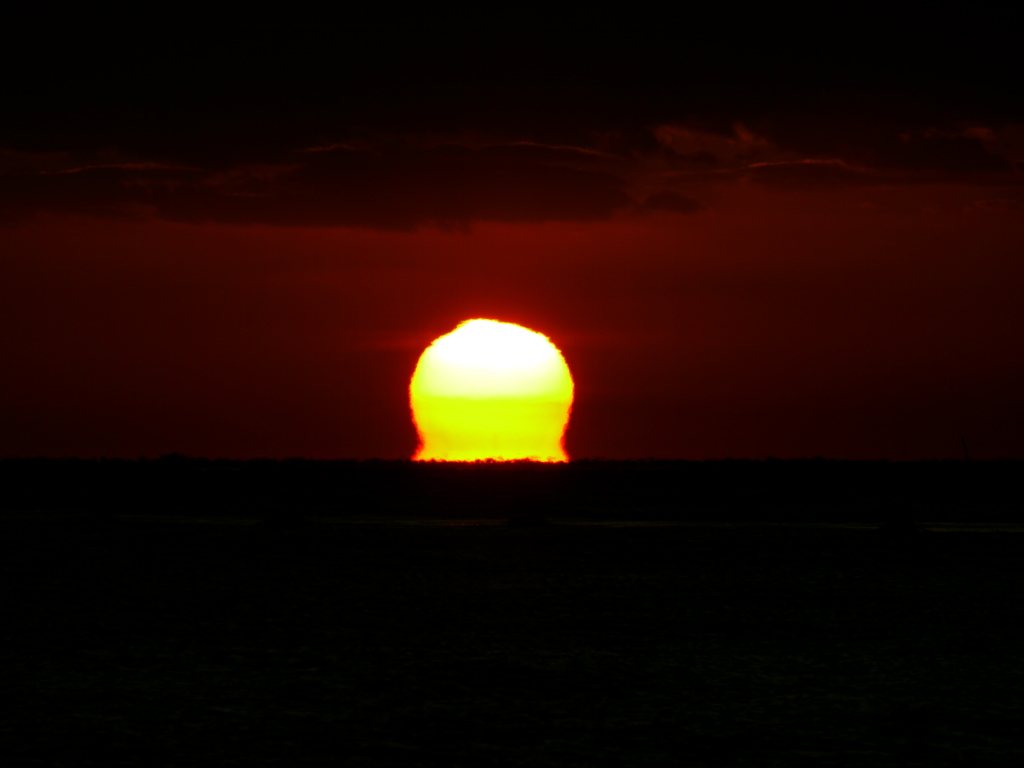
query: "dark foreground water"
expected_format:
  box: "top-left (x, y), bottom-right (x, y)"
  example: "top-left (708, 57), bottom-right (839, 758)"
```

top-left (3, 516), bottom-right (1022, 767)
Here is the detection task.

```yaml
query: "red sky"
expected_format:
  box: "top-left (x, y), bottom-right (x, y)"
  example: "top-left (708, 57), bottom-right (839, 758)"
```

top-left (4, 171), bottom-right (1022, 460)
top-left (2, 16), bottom-right (1022, 459)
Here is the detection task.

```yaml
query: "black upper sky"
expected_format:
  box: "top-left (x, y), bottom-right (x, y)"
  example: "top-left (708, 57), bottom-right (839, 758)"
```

top-left (5, 11), bottom-right (1021, 153)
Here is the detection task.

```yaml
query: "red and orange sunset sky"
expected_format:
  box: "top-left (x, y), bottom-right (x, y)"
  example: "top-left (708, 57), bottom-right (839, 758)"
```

top-left (2, 15), bottom-right (1022, 460)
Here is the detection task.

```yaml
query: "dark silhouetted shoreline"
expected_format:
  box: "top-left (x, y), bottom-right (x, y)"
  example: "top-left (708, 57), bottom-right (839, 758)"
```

top-left (2, 456), bottom-right (1020, 522)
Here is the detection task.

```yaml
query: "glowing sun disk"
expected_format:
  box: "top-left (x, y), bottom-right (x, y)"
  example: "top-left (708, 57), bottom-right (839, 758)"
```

top-left (410, 319), bottom-right (574, 461)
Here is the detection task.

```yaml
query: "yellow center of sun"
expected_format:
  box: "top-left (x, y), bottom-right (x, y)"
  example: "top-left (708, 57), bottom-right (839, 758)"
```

top-left (410, 319), bottom-right (574, 461)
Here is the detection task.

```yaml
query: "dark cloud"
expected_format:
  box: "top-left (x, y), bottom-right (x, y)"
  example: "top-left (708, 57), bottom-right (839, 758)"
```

top-left (742, 117), bottom-right (1016, 176)
top-left (0, 145), bottom-right (632, 229)
top-left (664, 150), bottom-right (720, 169)
top-left (0, 165), bottom-right (200, 224)
top-left (869, 132), bottom-right (1013, 174)
top-left (744, 160), bottom-right (879, 188)
top-left (640, 191), bottom-right (703, 215)
top-left (477, 143), bottom-right (607, 164)
top-left (5, 126), bottom-right (1021, 227)
top-left (742, 149), bottom-right (1021, 189)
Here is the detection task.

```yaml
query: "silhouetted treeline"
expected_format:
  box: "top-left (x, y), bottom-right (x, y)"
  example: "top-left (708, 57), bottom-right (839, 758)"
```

top-left (1, 456), bottom-right (1020, 521)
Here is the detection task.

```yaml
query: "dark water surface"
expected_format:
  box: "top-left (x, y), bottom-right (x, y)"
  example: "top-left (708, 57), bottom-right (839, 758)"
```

top-left (3, 516), bottom-right (1022, 766)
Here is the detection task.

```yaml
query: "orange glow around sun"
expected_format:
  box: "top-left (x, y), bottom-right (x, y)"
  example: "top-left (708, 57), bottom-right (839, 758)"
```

top-left (410, 319), bottom-right (574, 461)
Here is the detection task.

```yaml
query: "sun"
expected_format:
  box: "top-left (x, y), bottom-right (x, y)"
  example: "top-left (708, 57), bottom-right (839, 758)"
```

top-left (410, 319), bottom-right (574, 461)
